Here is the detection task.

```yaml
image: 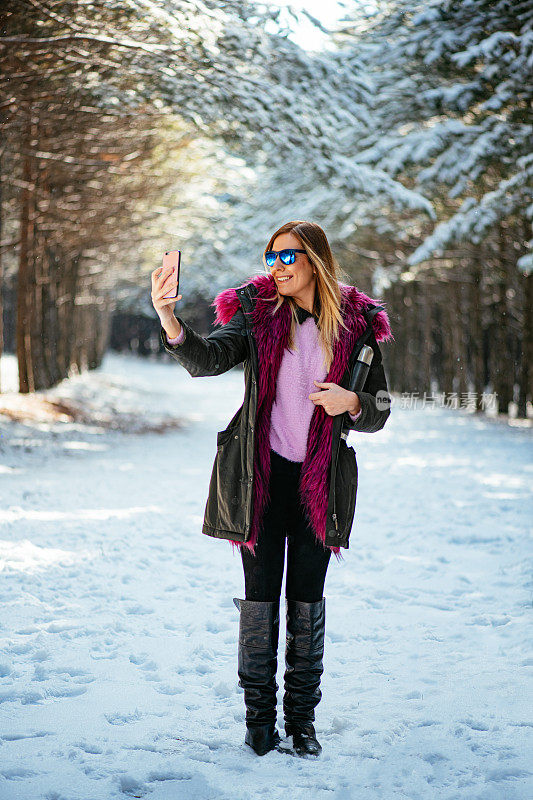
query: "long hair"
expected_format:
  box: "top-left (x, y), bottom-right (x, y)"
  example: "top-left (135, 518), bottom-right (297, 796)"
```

top-left (262, 220), bottom-right (351, 371)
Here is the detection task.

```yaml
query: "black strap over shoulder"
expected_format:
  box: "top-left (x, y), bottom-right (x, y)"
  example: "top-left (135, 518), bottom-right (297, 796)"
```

top-left (356, 304), bottom-right (384, 351)
top-left (236, 282), bottom-right (258, 317)
top-left (363, 304), bottom-right (384, 325)
top-left (340, 304), bottom-right (385, 439)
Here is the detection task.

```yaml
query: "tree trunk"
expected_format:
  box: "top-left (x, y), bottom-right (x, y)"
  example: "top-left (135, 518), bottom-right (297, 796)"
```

top-left (0, 149), bottom-right (3, 393)
top-left (455, 277), bottom-right (468, 399)
top-left (420, 280), bottom-right (432, 393)
top-left (517, 269), bottom-right (532, 418)
top-left (492, 225), bottom-right (514, 415)
top-left (16, 109), bottom-right (36, 394)
top-left (441, 280), bottom-right (456, 396)
top-left (469, 253), bottom-right (485, 412)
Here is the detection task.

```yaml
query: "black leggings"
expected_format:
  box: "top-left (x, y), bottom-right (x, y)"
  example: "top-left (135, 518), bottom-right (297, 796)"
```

top-left (241, 449), bottom-right (332, 603)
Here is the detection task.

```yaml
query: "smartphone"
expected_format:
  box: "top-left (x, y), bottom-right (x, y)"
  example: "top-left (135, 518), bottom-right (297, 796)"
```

top-left (161, 250), bottom-right (180, 299)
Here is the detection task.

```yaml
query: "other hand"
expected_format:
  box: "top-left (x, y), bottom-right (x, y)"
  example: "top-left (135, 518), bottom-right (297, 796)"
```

top-left (309, 381), bottom-right (360, 417)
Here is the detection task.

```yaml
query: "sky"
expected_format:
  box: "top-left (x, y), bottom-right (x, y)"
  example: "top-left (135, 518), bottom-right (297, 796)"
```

top-left (270, 0), bottom-right (351, 52)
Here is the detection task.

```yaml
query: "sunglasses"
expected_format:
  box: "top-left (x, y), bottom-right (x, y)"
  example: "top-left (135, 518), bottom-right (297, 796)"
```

top-left (264, 248), bottom-right (307, 268)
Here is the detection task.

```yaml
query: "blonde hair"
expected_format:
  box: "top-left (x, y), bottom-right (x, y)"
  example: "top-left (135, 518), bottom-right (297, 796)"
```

top-left (263, 220), bottom-right (351, 371)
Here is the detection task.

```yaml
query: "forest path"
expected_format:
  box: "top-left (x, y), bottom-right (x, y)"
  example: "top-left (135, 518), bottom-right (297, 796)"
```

top-left (0, 351), bottom-right (531, 800)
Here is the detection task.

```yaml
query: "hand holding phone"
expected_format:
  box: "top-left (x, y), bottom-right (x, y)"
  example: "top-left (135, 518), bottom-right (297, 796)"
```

top-left (150, 250), bottom-right (182, 322)
top-left (162, 250), bottom-right (180, 299)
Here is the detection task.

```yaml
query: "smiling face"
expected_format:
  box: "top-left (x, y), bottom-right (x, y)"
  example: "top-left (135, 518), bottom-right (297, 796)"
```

top-left (268, 232), bottom-right (316, 310)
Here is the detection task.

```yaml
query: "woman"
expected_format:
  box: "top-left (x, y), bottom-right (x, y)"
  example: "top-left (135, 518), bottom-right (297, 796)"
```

top-left (151, 221), bottom-right (393, 759)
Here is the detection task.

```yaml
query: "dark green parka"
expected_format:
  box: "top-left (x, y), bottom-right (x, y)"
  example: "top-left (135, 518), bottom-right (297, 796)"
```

top-left (160, 274), bottom-right (393, 553)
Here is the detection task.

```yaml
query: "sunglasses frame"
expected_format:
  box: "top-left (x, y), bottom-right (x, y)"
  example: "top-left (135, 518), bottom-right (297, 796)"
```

top-left (264, 248), bottom-right (307, 268)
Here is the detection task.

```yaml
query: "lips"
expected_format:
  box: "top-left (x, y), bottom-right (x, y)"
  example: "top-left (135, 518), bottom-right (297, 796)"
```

top-left (277, 276), bottom-right (292, 283)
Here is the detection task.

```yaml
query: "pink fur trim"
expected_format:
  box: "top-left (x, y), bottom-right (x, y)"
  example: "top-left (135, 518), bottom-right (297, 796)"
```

top-left (211, 274), bottom-right (393, 342)
top-left (210, 274), bottom-right (393, 557)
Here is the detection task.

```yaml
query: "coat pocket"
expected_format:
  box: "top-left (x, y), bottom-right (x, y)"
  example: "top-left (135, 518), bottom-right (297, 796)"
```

top-left (205, 405), bottom-right (249, 536)
top-left (216, 403), bottom-right (244, 448)
top-left (217, 427), bottom-right (238, 448)
top-left (212, 430), bottom-right (248, 534)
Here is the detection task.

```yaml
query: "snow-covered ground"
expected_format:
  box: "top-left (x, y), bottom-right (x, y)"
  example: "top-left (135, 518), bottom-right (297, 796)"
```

top-left (0, 350), bottom-right (532, 800)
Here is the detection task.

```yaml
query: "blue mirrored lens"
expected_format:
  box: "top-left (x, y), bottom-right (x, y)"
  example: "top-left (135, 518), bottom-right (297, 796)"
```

top-left (265, 252), bottom-right (276, 267)
top-left (280, 250), bottom-right (295, 265)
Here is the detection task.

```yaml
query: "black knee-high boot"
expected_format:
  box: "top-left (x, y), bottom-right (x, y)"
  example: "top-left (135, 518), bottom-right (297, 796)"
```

top-left (283, 597), bottom-right (326, 756)
top-left (233, 597), bottom-right (281, 756)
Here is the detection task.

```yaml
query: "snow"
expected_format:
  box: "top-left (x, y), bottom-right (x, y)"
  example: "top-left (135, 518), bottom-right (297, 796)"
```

top-left (0, 351), bottom-right (532, 799)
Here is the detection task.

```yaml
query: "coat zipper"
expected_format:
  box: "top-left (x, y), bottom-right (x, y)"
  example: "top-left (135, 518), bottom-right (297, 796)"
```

top-left (331, 430), bottom-right (342, 530)
top-left (237, 286), bottom-right (259, 543)
top-left (239, 286), bottom-right (259, 378)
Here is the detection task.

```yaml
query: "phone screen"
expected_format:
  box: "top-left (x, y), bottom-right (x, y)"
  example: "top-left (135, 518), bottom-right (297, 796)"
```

top-left (162, 250), bottom-right (180, 299)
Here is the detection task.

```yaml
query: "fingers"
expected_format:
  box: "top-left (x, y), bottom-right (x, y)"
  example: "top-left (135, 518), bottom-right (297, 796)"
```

top-left (151, 265), bottom-right (175, 291)
top-left (309, 387), bottom-right (329, 400)
top-left (157, 295), bottom-right (181, 308)
top-left (151, 266), bottom-right (174, 276)
top-left (152, 292), bottom-right (181, 310)
top-left (150, 265), bottom-right (182, 316)
top-left (154, 279), bottom-right (179, 301)
top-left (152, 266), bottom-right (170, 285)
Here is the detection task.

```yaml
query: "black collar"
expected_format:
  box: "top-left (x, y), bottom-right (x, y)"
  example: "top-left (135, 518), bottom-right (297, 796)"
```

top-left (295, 304), bottom-right (318, 324)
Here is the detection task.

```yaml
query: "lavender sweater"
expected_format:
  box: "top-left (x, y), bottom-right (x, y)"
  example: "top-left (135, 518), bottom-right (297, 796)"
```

top-left (165, 305), bottom-right (361, 463)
